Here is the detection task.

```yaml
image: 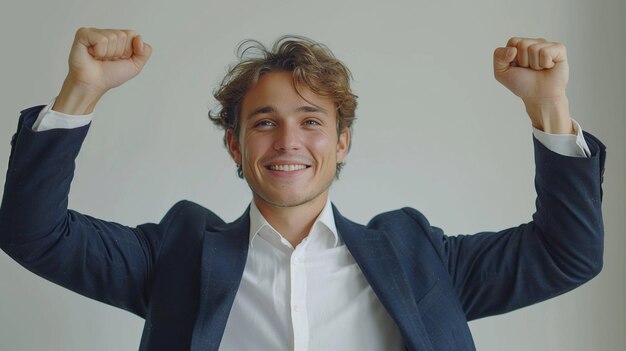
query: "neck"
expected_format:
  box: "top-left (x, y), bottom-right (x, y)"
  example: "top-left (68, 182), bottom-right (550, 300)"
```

top-left (253, 192), bottom-right (329, 248)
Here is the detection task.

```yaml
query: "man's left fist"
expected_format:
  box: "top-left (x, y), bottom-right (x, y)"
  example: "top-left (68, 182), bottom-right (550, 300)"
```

top-left (494, 37), bottom-right (569, 103)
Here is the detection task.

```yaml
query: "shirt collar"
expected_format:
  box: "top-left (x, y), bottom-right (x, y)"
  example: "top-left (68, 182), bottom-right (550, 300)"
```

top-left (248, 198), bottom-right (339, 249)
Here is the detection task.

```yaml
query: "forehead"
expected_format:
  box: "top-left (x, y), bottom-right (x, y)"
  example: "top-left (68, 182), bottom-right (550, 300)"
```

top-left (241, 71), bottom-right (335, 116)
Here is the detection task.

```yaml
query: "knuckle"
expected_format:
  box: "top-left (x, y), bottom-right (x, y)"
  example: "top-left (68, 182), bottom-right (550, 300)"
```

top-left (528, 44), bottom-right (540, 54)
top-left (76, 27), bottom-right (90, 38)
top-left (506, 37), bottom-right (519, 46)
top-left (106, 32), bottom-right (117, 42)
top-left (117, 30), bottom-right (127, 41)
top-left (518, 39), bottom-right (532, 49)
top-left (96, 36), bottom-right (108, 45)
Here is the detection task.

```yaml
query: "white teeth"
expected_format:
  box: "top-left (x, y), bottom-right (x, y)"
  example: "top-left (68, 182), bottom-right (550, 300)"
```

top-left (268, 164), bottom-right (308, 171)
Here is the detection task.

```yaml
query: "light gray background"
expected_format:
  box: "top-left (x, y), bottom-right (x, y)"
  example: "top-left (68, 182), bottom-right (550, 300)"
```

top-left (1, 0), bottom-right (624, 350)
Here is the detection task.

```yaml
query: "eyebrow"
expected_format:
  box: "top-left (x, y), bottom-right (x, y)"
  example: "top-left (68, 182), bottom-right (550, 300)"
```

top-left (245, 105), bottom-right (328, 121)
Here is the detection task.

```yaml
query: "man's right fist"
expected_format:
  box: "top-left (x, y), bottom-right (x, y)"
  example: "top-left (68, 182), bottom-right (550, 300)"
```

top-left (52, 28), bottom-right (152, 115)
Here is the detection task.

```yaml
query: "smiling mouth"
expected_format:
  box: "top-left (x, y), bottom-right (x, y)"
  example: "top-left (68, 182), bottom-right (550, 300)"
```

top-left (266, 164), bottom-right (311, 172)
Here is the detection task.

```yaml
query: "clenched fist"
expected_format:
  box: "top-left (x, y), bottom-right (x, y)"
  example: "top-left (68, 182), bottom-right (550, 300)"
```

top-left (493, 37), bottom-right (573, 134)
top-left (53, 27), bottom-right (153, 115)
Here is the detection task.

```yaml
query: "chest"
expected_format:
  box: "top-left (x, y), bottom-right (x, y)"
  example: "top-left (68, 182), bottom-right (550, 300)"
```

top-left (220, 238), bottom-right (405, 350)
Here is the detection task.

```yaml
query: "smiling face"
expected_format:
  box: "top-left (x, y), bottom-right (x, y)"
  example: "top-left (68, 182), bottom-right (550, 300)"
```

top-left (226, 71), bottom-right (350, 211)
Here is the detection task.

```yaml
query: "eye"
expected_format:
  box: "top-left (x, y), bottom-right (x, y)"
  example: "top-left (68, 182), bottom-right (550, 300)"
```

top-left (304, 119), bottom-right (321, 126)
top-left (254, 120), bottom-right (275, 127)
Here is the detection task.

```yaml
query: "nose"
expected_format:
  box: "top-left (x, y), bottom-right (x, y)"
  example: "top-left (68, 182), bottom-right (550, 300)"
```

top-left (273, 123), bottom-right (301, 151)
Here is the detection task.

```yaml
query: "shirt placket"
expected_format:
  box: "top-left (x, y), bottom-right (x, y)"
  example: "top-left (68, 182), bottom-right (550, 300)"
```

top-left (290, 237), bottom-right (310, 351)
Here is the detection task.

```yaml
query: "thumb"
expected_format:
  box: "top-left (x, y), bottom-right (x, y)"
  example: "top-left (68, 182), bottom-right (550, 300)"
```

top-left (131, 35), bottom-right (152, 68)
top-left (493, 47), bottom-right (516, 74)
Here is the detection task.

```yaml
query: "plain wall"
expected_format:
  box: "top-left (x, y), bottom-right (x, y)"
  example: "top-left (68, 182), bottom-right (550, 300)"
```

top-left (1, 0), bottom-right (624, 350)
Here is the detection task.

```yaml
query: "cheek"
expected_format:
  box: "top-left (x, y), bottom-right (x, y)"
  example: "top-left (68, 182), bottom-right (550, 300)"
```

top-left (242, 135), bottom-right (271, 163)
top-left (308, 132), bottom-right (338, 160)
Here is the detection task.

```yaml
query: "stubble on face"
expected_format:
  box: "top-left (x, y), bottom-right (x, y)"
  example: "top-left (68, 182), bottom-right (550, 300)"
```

top-left (228, 71), bottom-right (349, 214)
top-left (246, 168), bottom-right (336, 209)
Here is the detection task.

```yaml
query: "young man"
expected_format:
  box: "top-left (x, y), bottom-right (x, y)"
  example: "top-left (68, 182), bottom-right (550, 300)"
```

top-left (0, 28), bottom-right (606, 350)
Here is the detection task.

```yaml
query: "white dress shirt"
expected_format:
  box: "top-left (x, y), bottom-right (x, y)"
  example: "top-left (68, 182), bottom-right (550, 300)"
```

top-left (218, 199), bottom-right (405, 350)
top-left (28, 97), bottom-right (591, 350)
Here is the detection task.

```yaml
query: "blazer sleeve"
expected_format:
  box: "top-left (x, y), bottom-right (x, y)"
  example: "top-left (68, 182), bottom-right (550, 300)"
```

top-left (0, 106), bottom-right (171, 318)
top-left (421, 131), bottom-right (606, 321)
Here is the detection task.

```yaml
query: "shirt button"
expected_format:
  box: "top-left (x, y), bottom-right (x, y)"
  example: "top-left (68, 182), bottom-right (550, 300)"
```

top-left (293, 305), bottom-right (300, 312)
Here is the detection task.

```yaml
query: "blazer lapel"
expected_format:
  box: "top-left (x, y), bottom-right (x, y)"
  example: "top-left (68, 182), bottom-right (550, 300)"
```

top-left (333, 205), bottom-right (434, 351)
top-left (189, 204), bottom-right (434, 351)
top-left (191, 208), bottom-right (250, 351)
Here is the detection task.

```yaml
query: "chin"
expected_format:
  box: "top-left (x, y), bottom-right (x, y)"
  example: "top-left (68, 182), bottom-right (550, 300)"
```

top-left (252, 187), bottom-right (327, 209)
top-left (259, 194), bottom-right (310, 208)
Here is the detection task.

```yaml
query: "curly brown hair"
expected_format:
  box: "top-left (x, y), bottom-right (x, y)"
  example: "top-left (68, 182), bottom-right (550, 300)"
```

top-left (208, 35), bottom-right (358, 178)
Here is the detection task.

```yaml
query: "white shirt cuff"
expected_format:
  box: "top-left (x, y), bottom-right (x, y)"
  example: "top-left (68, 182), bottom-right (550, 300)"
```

top-left (32, 96), bottom-right (93, 131)
top-left (532, 119), bottom-right (591, 158)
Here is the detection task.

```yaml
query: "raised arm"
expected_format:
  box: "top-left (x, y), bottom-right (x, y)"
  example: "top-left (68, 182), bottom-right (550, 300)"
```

top-left (439, 37), bottom-right (606, 319)
top-left (0, 28), bottom-right (160, 317)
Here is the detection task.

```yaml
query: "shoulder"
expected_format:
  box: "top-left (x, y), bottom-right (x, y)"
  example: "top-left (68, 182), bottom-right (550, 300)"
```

top-left (333, 204), bottom-right (433, 233)
top-left (366, 207), bottom-right (432, 231)
top-left (147, 200), bottom-right (229, 259)
top-left (158, 200), bottom-right (226, 229)
top-left (365, 207), bottom-right (447, 255)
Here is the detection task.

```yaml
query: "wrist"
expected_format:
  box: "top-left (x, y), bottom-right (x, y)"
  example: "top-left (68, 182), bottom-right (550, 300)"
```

top-left (523, 96), bottom-right (574, 134)
top-left (52, 77), bottom-right (104, 115)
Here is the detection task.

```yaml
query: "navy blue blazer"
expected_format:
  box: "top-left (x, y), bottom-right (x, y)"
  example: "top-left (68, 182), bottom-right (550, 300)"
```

top-left (0, 105), bottom-right (606, 350)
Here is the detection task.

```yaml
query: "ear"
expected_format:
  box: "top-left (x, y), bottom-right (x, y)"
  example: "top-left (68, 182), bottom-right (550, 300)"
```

top-left (226, 129), bottom-right (242, 165)
top-left (336, 127), bottom-right (350, 163)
